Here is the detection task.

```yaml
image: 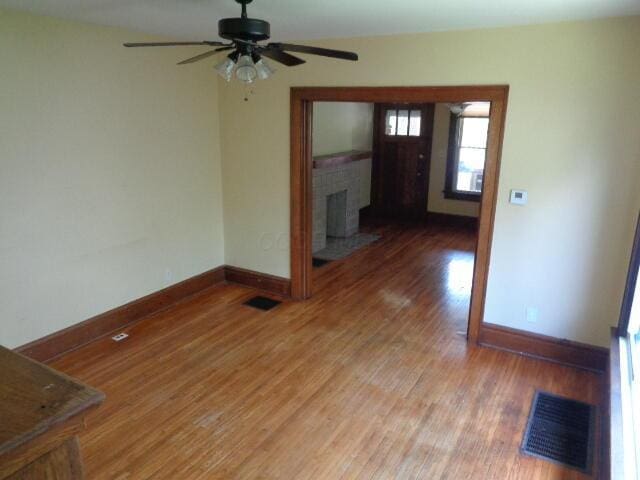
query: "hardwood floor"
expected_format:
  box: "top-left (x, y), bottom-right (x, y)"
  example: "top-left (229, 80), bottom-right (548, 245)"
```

top-left (51, 223), bottom-right (603, 479)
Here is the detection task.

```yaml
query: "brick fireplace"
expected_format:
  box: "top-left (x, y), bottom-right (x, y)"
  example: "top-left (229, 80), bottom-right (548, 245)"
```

top-left (312, 151), bottom-right (371, 253)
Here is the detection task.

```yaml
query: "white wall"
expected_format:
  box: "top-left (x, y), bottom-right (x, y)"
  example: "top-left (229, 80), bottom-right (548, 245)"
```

top-left (312, 102), bottom-right (374, 156)
top-left (219, 17), bottom-right (640, 347)
top-left (0, 9), bottom-right (225, 348)
top-left (427, 104), bottom-right (480, 217)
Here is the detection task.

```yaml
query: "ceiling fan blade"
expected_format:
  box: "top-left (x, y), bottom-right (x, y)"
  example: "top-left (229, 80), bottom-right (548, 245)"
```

top-left (259, 48), bottom-right (306, 67)
top-left (123, 41), bottom-right (227, 48)
top-left (177, 47), bottom-right (234, 65)
top-left (269, 43), bottom-right (358, 61)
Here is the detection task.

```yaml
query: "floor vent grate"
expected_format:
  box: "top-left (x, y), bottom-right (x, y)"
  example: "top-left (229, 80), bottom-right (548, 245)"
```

top-left (521, 391), bottom-right (595, 474)
top-left (243, 296), bottom-right (281, 311)
top-left (312, 257), bottom-right (331, 268)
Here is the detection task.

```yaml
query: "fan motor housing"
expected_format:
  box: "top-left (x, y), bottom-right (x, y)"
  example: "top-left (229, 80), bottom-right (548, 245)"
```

top-left (218, 17), bottom-right (270, 42)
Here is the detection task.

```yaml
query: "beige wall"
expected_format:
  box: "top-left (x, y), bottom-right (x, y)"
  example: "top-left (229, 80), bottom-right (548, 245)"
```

top-left (312, 102), bottom-right (374, 156)
top-left (219, 17), bottom-right (640, 347)
top-left (312, 102), bottom-right (373, 208)
top-left (0, 9), bottom-right (225, 348)
top-left (3, 10), bottom-right (639, 350)
top-left (427, 104), bottom-right (480, 217)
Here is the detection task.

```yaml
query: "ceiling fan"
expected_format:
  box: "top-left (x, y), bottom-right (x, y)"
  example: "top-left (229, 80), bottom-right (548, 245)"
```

top-left (124, 0), bottom-right (358, 84)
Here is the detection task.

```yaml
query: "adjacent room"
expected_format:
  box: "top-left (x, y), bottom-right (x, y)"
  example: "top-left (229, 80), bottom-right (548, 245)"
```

top-left (310, 99), bottom-right (486, 336)
top-left (1, 1), bottom-right (640, 479)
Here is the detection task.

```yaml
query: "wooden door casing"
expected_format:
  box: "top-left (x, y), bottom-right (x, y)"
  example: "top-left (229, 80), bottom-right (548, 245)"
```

top-left (289, 85), bottom-right (510, 345)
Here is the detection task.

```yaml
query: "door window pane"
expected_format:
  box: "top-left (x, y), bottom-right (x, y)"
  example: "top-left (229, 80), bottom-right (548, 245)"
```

top-left (409, 110), bottom-right (421, 136)
top-left (385, 110), bottom-right (397, 135)
top-left (397, 110), bottom-right (409, 136)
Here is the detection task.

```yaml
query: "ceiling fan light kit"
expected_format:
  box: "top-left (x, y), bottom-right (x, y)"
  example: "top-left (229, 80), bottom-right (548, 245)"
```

top-left (448, 103), bottom-right (470, 115)
top-left (254, 57), bottom-right (276, 80)
top-left (234, 54), bottom-right (259, 83)
top-left (123, 0), bottom-right (358, 84)
top-left (214, 54), bottom-right (238, 82)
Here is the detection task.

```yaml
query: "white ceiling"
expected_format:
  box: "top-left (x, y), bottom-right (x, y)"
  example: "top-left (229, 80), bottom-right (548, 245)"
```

top-left (2, 0), bottom-right (639, 41)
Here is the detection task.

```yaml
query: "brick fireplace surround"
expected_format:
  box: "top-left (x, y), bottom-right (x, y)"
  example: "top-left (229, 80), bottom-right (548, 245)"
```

top-left (312, 151), bottom-right (371, 253)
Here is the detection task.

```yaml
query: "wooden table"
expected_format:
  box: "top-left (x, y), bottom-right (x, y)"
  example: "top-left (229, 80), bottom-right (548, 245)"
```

top-left (0, 346), bottom-right (104, 479)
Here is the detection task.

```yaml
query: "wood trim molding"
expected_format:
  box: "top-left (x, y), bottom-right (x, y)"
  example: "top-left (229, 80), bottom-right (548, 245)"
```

top-left (467, 92), bottom-right (508, 343)
top-left (443, 190), bottom-right (482, 202)
top-left (290, 92), bottom-right (314, 300)
top-left (290, 85), bottom-right (509, 103)
top-left (290, 85), bottom-right (509, 341)
top-left (15, 265), bottom-right (292, 363)
top-left (224, 266), bottom-right (291, 297)
top-left (313, 150), bottom-right (371, 169)
top-left (478, 323), bottom-right (609, 372)
top-left (17, 267), bottom-right (226, 363)
top-left (426, 212), bottom-right (478, 229)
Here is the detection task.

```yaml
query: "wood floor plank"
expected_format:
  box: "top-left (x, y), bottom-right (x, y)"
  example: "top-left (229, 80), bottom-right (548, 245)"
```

top-left (51, 222), bottom-right (603, 479)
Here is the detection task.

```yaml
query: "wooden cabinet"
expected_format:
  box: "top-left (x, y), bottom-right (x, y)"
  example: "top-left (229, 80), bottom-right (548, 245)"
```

top-left (0, 346), bottom-right (104, 479)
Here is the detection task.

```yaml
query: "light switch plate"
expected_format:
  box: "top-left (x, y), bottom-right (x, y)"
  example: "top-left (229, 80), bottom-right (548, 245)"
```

top-left (510, 189), bottom-right (528, 205)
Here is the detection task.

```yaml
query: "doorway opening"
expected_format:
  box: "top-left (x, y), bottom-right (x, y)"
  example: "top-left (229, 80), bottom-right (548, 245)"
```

top-left (290, 86), bottom-right (509, 343)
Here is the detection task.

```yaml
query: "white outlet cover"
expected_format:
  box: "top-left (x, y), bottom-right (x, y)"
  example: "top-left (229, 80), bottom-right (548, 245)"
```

top-left (112, 332), bottom-right (129, 342)
top-left (525, 307), bottom-right (538, 323)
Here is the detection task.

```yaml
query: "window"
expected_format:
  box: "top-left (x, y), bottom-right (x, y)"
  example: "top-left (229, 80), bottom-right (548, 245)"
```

top-left (385, 108), bottom-right (421, 137)
top-left (621, 213), bottom-right (640, 337)
top-left (627, 284), bottom-right (640, 480)
top-left (444, 102), bottom-right (491, 202)
top-left (618, 212), bottom-right (640, 479)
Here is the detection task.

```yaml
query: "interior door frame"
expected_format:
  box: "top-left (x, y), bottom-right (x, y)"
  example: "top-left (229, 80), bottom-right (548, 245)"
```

top-left (290, 85), bottom-right (509, 343)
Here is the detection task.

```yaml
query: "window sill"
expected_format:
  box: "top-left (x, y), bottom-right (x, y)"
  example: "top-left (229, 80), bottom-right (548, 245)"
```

top-left (443, 190), bottom-right (481, 202)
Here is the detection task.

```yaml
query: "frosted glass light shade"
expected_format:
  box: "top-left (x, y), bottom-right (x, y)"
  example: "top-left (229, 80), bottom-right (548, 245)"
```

top-left (215, 57), bottom-right (235, 82)
top-left (255, 58), bottom-right (275, 80)
top-left (235, 55), bottom-right (257, 83)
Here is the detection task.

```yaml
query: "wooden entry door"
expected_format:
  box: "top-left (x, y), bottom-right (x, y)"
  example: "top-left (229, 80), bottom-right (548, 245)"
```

top-left (371, 103), bottom-right (435, 219)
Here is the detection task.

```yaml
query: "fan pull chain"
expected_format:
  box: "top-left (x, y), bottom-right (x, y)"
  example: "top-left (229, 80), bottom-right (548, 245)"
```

top-left (243, 85), bottom-right (255, 102)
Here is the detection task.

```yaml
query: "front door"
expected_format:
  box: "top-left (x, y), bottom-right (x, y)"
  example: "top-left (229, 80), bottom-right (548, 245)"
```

top-left (371, 103), bottom-right (435, 219)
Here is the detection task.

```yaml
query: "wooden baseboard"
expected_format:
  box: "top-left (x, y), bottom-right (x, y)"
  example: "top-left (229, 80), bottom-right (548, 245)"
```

top-left (16, 267), bottom-right (226, 363)
top-left (426, 212), bottom-right (478, 229)
top-left (224, 266), bottom-right (291, 297)
top-left (16, 265), bottom-right (291, 363)
top-left (478, 323), bottom-right (609, 372)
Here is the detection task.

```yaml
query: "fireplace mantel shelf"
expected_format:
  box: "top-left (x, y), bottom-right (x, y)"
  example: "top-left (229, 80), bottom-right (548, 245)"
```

top-left (313, 150), bottom-right (372, 169)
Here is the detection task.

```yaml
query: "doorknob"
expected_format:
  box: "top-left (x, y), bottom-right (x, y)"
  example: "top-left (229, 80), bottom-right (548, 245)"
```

top-left (418, 154), bottom-right (424, 159)
top-left (417, 172), bottom-right (422, 177)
